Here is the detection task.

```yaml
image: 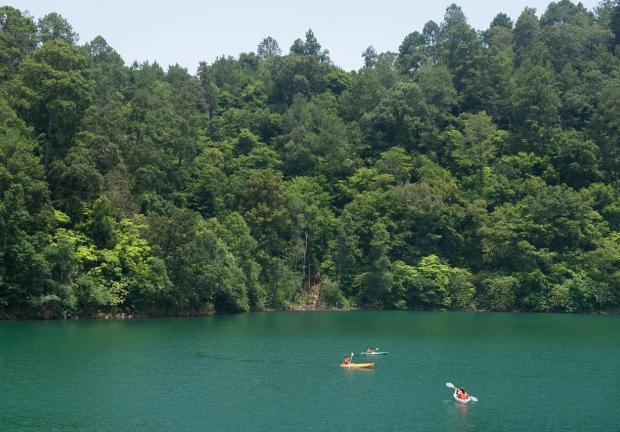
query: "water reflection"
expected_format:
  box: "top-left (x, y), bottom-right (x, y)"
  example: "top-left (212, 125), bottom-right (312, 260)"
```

top-left (456, 401), bottom-right (469, 421)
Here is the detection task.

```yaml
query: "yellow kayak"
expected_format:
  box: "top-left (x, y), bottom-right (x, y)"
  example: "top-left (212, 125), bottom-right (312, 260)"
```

top-left (340, 362), bottom-right (374, 369)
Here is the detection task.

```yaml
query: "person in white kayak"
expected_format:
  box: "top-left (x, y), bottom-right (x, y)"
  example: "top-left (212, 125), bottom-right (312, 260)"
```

top-left (455, 387), bottom-right (470, 401)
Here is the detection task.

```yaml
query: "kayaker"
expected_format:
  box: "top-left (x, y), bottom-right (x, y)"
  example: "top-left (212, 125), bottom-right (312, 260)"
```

top-left (343, 355), bottom-right (351, 365)
top-left (366, 347), bottom-right (374, 353)
top-left (456, 388), bottom-right (469, 400)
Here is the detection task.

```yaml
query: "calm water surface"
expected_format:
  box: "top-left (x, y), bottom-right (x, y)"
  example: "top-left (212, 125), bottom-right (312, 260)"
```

top-left (1, 312), bottom-right (619, 431)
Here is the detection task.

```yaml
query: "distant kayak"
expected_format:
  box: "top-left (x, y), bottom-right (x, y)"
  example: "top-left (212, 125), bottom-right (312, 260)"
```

top-left (340, 362), bottom-right (374, 369)
top-left (359, 351), bottom-right (388, 355)
top-left (452, 390), bottom-right (471, 404)
top-left (446, 382), bottom-right (478, 404)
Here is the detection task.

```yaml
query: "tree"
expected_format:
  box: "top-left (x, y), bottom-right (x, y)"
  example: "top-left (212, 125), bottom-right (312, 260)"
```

top-left (212, 213), bottom-right (265, 309)
top-left (589, 78), bottom-right (620, 181)
top-left (541, 0), bottom-right (592, 26)
top-left (304, 29), bottom-right (321, 56)
top-left (355, 220), bottom-right (393, 307)
top-left (286, 176), bottom-right (336, 290)
top-left (289, 29), bottom-right (329, 62)
top-left (197, 61), bottom-right (219, 119)
top-left (289, 38), bottom-right (305, 55)
top-left (375, 147), bottom-right (413, 184)
top-left (398, 31), bottom-right (428, 73)
top-left (514, 8), bottom-right (548, 65)
top-left (37, 12), bottom-right (78, 44)
top-left (547, 128), bottom-right (601, 188)
top-left (395, 255), bottom-right (474, 309)
top-left (48, 144), bottom-right (103, 221)
top-left (451, 112), bottom-right (508, 178)
top-left (479, 30), bottom-right (514, 127)
top-left (490, 13), bottom-right (514, 29)
top-left (257, 36), bottom-right (281, 60)
top-left (362, 45), bottom-right (378, 69)
top-left (84, 36), bottom-right (126, 102)
top-left (613, 2), bottom-right (620, 44)
top-left (423, 21), bottom-right (442, 64)
top-left (387, 175), bottom-right (464, 263)
top-left (327, 211), bottom-right (361, 295)
top-left (12, 40), bottom-right (92, 168)
top-left (511, 62), bottom-right (560, 141)
top-left (243, 169), bottom-right (291, 255)
top-left (0, 6), bottom-right (37, 80)
top-left (111, 218), bottom-right (172, 312)
top-left (280, 94), bottom-right (360, 180)
top-left (439, 4), bottom-right (485, 109)
top-left (480, 275), bottom-right (518, 311)
top-left (267, 54), bottom-right (331, 105)
top-left (0, 97), bottom-right (55, 316)
top-left (414, 64), bottom-right (458, 152)
top-left (361, 81), bottom-right (438, 154)
top-left (338, 63), bottom-right (394, 122)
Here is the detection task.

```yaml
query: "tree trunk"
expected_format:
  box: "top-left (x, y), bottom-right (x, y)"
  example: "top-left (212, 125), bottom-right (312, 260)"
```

top-left (304, 230), bottom-right (310, 289)
top-left (44, 115), bottom-right (53, 170)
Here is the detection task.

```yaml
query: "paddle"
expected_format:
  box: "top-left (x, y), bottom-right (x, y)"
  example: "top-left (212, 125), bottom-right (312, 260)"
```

top-left (446, 382), bottom-right (479, 402)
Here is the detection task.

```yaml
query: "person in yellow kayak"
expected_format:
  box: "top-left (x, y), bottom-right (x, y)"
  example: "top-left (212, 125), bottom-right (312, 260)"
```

top-left (342, 355), bottom-right (351, 365)
top-left (456, 388), bottom-right (469, 400)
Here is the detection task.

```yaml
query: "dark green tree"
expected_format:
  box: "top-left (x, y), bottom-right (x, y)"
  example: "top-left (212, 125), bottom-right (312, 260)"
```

top-left (257, 36), bottom-right (281, 60)
top-left (0, 6), bottom-right (37, 80)
top-left (11, 40), bottom-right (92, 168)
top-left (37, 12), bottom-right (78, 44)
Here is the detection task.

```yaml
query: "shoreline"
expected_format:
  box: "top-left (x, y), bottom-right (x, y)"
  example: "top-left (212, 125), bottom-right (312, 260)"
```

top-left (1, 307), bottom-right (618, 321)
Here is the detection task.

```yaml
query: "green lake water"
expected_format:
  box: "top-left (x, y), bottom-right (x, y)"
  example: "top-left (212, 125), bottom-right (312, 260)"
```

top-left (1, 312), bottom-right (619, 431)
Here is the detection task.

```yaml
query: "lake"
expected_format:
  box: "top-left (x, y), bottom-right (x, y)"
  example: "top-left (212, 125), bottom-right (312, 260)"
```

top-left (1, 312), bottom-right (619, 431)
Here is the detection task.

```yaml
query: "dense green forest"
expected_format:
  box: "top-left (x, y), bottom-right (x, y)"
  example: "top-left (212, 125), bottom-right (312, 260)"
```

top-left (1, 1), bottom-right (620, 318)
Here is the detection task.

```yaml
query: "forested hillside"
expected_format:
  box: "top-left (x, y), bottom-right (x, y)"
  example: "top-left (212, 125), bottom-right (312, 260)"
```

top-left (1, 2), bottom-right (620, 318)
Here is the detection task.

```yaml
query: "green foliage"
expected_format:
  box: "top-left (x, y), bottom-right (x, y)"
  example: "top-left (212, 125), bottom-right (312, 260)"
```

top-left (319, 277), bottom-right (349, 308)
top-left (392, 255), bottom-right (474, 309)
top-left (480, 274), bottom-right (518, 311)
top-left (257, 36), bottom-right (281, 60)
top-left (11, 39), bottom-right (92, 168)
top-left (355, 220), bottom-right (393, 307)
top-left (37, 12), bottom-right (78, 44)
top-left (0, 6), bottom-right (37, 80)
top-left (451, 111), bottom-right (508, 176)
top-left (361, 81), bottom-right (440, 155)
top-left (2, 2), bottom-right (620, 318)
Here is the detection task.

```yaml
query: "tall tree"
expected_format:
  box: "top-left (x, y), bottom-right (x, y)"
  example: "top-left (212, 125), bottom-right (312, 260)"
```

top-left (612, 1), bottom-right (620, 44)
top-left (37, 12), bottom-right (78, 44)
top-left (362, 46), bottom-right (378, 69)
top-left (0, 6), bottom-right (37, 80)
top-left (11, 40), bottom-right (92, 168)
top-left (439, 4), bottom-right (485, 109)
top-left (257, 36), bottom-right (281, 60)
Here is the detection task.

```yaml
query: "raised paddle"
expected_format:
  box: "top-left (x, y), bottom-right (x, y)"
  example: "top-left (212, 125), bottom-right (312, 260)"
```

top-left (446, 382), bottom-right (479, 402)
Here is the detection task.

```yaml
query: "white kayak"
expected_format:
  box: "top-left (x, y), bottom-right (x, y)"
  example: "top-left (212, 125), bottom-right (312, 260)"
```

top-left (453, 390), bottom-right (471, 404)
top-left (446, 382), bottom-right (478, 403)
